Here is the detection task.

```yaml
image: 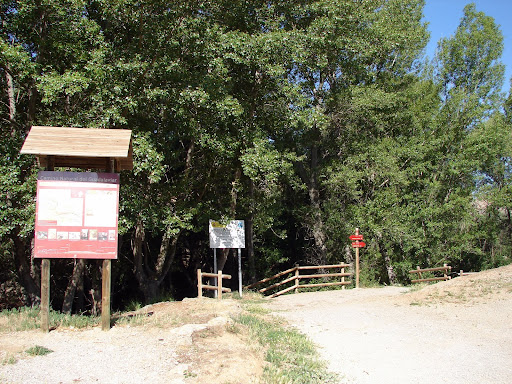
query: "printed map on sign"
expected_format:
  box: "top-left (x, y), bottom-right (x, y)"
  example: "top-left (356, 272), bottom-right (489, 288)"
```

top-left (209, 220), bottom-right (245, 249)
top-left (37, 189), bottom-right (84, 226)
top-left (34, 172), bottom-right (120, 259)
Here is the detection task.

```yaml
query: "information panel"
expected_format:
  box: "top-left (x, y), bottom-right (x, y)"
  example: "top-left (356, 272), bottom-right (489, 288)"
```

top-left (34, 171), bottom-right (120, 259)
top-left (209, 220), bottom-right (245, 249)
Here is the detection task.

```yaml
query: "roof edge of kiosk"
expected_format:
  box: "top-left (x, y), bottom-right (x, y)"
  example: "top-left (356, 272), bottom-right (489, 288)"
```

top-left (20, 126), bottom-right (133, 171)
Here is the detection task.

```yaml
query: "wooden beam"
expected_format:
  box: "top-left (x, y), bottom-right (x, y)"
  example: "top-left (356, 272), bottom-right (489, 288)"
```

top-left (298, 272), bottom-right (352, 279)
top-left (409, 266), bottom-right (452, 274)
top-left (296, 264), bottom-right (351, 270)
top-left (245, 266), bottom-right (297, 289)
top-left (40, 259), bottom-right (50, 332)
top-left (40, 157), bottom-right (54, 332)
top-left (101, 259), bottom-right (111, 330)
top-left (299, 281), bottom-right (352, 288)
top-left (411, 277), bottom-right (451, 283)
top-left (197, 269), bottom-right (203, 298)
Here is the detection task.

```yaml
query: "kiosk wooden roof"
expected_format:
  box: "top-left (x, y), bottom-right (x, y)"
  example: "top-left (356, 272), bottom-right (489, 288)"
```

top-left (20, 126), bottom-right (133, 171)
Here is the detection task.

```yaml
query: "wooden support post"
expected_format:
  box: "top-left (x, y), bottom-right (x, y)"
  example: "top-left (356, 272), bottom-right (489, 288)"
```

top-left (443, 263), bottom-right (448, 280)
top-left (217, 270), bottom-right (223, 299)
top-left (101, 259), bottom-right (111, 330)
top-left (41, 156), bottom-right (54, 332)
top-left (41, 259), bottom-right (50, 332)
top-left (355, 228), bottom-right (360, 288)
top-left (294, 265), bottom-right (300, 293)
top-left (197, 269), bottom-right (203, 298)
top-left (416, 266), bottom-right (423, 280)
top-left (341, 267), bottom-right (346, 290)
top-left (100, 158), bottom-right (115, 331)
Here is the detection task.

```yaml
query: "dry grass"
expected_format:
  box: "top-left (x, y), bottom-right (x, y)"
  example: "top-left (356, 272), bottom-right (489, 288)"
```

top-left (399, 263), bottom-right (512, 306)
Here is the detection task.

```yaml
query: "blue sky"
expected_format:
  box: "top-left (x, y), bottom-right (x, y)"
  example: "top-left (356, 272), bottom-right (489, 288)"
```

top-left (422, 0), bottom-right (511, 94)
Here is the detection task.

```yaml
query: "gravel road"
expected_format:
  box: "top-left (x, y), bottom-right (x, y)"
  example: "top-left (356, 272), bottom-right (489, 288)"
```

top-left (1, 266), bottom-right (510, 384)
top-left (267, 283), bottom-right (512, 384)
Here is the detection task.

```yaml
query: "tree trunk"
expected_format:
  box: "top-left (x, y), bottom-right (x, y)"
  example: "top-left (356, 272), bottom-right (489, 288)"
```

top-left (132, 219), bottom-right (180, 303)
top-left (11, 227), bottom-right (40, 306)
top-left (246, 179), bottom-right (256, 283)
top-left (62, 259), bottom-right (86, 314)
top-left (5, 67), bottom-right (16, 122)
top-left (308, 145), bottom-right (328, 264)
top-left (89, 261), bottom-right (102, 316)
top-left (383, 253), bottom-right (397, 285)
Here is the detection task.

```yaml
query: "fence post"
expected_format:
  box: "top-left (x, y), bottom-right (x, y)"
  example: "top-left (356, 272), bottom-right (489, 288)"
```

top-left (341, 266), bottom-right (346, 290)
top-left (443, 263), bottom-right (448, 280)
top-left (218, 270), bottom-right (223, 299)
top-left (197, 269), bottom-right (203, 298)
top-left (294, 264), bottom-right (299, 293)
top-left (416, 266), bottom-right (423, 280)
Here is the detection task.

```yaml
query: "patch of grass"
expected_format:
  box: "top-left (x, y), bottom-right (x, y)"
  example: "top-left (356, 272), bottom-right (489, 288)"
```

top-left (124, 300), bottom-right (144, 312)
top-left (112, 311), bottom-right (151, 327)
top-left (226, 322), bottom-right (241, 334)
top-left (0, 307), bottom-right (99, 332)
top-left (183, 370), bottom-right (197, 378)
top-left (244, 302), bottom-right (271, 316)
top-left (51, 311), bottom-right (99, 329)
top-left (0, 307), bottom-right (40, 331)
top-left (2, 354), bottom-right (18, 365)
top-left (25, 345), bottom-right (53, 357)
top-left (235, 300), bottom-right (338, 384)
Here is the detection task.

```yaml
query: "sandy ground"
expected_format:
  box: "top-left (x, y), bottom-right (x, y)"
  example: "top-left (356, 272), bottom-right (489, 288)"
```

top-left (266, 264), bottom-right (512, 384)
top-left (1, 264), bottom-right (511, 384)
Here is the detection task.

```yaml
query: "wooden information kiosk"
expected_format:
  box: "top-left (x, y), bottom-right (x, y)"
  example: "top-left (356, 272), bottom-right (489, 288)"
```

top-left (21, 126), bottom-right (133, 331)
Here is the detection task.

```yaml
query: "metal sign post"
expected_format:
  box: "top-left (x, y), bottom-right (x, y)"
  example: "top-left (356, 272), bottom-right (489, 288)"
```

top-left (213, 248), bottom-right (218, 298)
top-left (209, 220), bottom-right (245, 296)
top-left (238, 248), bottom-right (242, 298)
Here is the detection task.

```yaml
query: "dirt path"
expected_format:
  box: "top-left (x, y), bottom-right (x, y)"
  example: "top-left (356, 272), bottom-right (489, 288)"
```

top-left (266, 265), bottom-right (512, 384)
top-left (1, 266), bottom-right (511, 384)
top-left (0, 299), bottom-right (262, 384)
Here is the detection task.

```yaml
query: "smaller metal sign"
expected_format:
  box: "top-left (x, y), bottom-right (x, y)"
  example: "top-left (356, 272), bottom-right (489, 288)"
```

top-left (352, 241), bottom-right (366, 248)
top-left (209, 220), bottom-right (245, 249)
top-left (349, 235), bottom-right (364, 241)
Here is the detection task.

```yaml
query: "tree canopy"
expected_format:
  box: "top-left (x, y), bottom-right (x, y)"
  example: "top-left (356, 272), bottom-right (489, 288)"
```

top-left (1, 0), bottom-right (510, 311)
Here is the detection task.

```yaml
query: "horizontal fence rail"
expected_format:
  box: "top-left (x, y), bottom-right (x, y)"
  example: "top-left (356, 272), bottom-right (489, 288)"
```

top-left (246, 264), bottom-right (352, 298)
top-left (197, 269), bottom-right (231, 299)
top-left (409, 264), bottom-right (452, 284)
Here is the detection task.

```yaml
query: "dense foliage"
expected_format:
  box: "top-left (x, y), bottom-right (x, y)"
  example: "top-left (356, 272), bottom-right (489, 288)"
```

top-left (1, 0), bottom-right (511, 311)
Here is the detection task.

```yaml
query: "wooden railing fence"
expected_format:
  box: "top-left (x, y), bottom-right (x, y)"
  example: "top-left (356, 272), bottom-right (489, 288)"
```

top-left (246, 264), bottom-right (352, 298)
top-left (197, 269), bottom-right (231, 299)
top-left (409, 264), bottom-right (452, 283)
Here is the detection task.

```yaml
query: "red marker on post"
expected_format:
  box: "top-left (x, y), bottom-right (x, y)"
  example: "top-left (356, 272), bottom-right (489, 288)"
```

top-left (349, 228), bottom-right (365, 288)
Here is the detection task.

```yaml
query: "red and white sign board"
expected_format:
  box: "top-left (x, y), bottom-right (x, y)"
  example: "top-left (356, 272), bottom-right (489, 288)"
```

top-left (34, 171), bottom-right (120, 259)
